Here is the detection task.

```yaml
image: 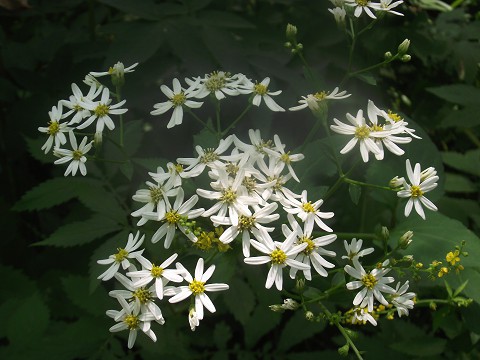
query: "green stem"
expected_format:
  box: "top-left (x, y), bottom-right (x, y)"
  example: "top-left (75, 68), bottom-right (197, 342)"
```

top-left (221, 103), bottom-right (252, 137)
top-left (298, 51), bottom-right (319, 87)
top-left (344, 177), bottom-right (395, 191)
top-left (115, 85), bottom-right (124, 147)
top-left (314, 232), bottom-right (378, 239)
top-left (215, 99), bottom-right (222, 137)
top-left (346, 57), bottom-right (397, 80)
top-left (414, 299), bottom-right (450, 306)
top-left (186, 109), bottom-right (217, 135)
top-left (463, 128), bottom-right (480, 148)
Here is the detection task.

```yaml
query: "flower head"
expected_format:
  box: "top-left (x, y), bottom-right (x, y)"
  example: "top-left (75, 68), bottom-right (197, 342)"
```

top-left (239, 77), bottom-right (285, 112)
top-left (53, 131), bottom-right (93, 176)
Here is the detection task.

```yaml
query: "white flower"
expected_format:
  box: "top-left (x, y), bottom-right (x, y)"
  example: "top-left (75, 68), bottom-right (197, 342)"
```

top-left (53, 131), bottom-right (93, 176)
top-left (328, 7), bottom-right (347, 25)
top-left (264, 134), bottom-right (305, 182)
top-left (131, 167), bottom-right (179, 225)
top-left (330, 108), bottom-right (390, 162)
top-left (186, 71), bottom-right (246, 100)
top-left (211, 202), bottom-right (280, 257)
top-left (244, 228), bottom-right (310, 290)
top-left (390, 280), bottom-right (415, 317)
top-left (38, 103), bottom-right (70, 154)
top-left (377, 0), bottom-right (404, 16)
top-left (106, 296), bottom-right (158, 349)
top-left (188, 308), bottom-right (200, 331)
top-left (97, 231), bottom-right (146, 281)
top-left (345, 0), bottom-right (381, 19)
top-left (283, 215), bottom-right (337, 280)
top-left (127, 253), bottom-right (184, 299)
top-left (76, 87), bottom-right (128, 137)
top-left (383, 109), bottom-right (422, 139)
top-left (342, 238), bottom-right (374, 262)
top-left (239, 77), bottom-right (285, 112)
top-left (281, 298), bottom-right (300, 310)
top-left (344, 259), bottom-right (395, 312)
top-left (90, 61), bottom-right (139, 77)
top-left (397, 159), bottom-right (439, 220)
top-left (350, 307), bottom-right (377, 326)
top-left (233, 129), bottom-right (275, 165)
top-left (150, 78), bottom-right (203, 129)
top-left (282, 189), bottom-right (334, 233)
top-left (165, 258), bottom-right (229, 320)
top-left (254, 157), bottom-right (293, 202)
top-left (61, 83), bottom-right (102, 125)
top-left (142, 188), bottom-right (204, 248)
top-left (289, 87), bottom-right (351, 111)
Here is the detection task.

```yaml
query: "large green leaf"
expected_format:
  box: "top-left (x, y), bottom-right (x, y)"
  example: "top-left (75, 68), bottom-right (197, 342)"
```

top-left (223, 277), bottom-right (256, 325)
top-left (442, 150), bottom-right (480, 177)
top-left (426, 84), bottom-right (480, 105)
top-left (278, 312), bottom-right (326, 352)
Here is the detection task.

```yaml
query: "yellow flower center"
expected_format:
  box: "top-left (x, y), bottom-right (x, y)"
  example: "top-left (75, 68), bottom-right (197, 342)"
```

top-left (194, 231), bottom-right (214, 251)
top-left (171, 93), bottom-right (186, 107)
top-left (355, 126), bottom-right (370, 139)
top-left (255, 139), bottom-right (274, 154)
top-left (205, 72), bottom-right (227, 92)
top-left (280, 152), bottom-right (291, 164)
top-left (254, 83), bottom-right (268, 95)
top-left (149, 187), bottom-right (164, 205)
top-left (302, 202), bottom-right (316, 213)
top-left (189, 279), bottom-right (205, 295)
top-left (356, 0), bottom-right (369, 6)
top-left (73, 104), bottom-right (83, 112)
top-left (114, 248), bottom-right (128, 263)
top-left (242, 177), bottom-right (257, 193)
top-left (314, 91), bottom-right (328, 100)
top-left (220, 188), bottom-right (237, 204)
top-left (72, 149), bottom-right (83, 161)
top-left (410, 185), bottom-right (423, 198)
top-left (270, 249), bottom-right (287, 265)
top-left (238, 215), bottom-right (256, 230)
top-left (150, 265), bottom-right (164, 278)
top-left (370, 124), bottom-right (384, 132)
top-left (124, 314), bottom-right (140, 330)
top-left (132, 288), bottom-right (153, 304)
top-left (165, 210), bottom-right (181, 224)
top-left (225, 162), bottom-right (239, 176)
top-left (94, 104), bottom-right (110, 117)
top-left (47, 121), bottom-right (60, 135)
top-left (200, 148), bottom-right (219, 164)
top-left (362, 273), bottom-right (377, 289)
top-left (388, 110), bottom-right (402, 122)
top-left (174, 163), bottom-right (184, 173)
top-left (299, 236), bottom-right (316, 255)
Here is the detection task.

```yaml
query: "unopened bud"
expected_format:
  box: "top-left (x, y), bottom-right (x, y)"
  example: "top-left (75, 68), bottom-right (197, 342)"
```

top-left (389, 176), bottom-right (405, 188)
top-left (398, 39), bottom-right (410, 55)
top-left (269, 304), bottom-right (285, 313)
top-left (296, 278), bottom-right (306, 292)
top-left (384, 51), bottom-right (393, 60)
top-left (305, 311), bottom-right (314, 321)
top-left (399, 230), bottom-right (414, 249)
top-left (286, 23), bottom-right (297, 41)
top-left (381, 226), bottom-right (389, 241)
top-left (282, 298), bottom-right (299, 310)
top-left (338, 343), bottom-right (350, 356)
top-left (429, 301), bottom-right (437, 311)
top-left (401, 54), bottom-right (411, 62)
top-left (284, 41), bottom-right (292, 48)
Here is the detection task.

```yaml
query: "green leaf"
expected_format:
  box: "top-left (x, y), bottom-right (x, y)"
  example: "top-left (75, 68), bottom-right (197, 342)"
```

top-left (278, 312), bottom-right (326, 352)
top-left (6, 293), bottom-right (49, 346)
top-left (213, 322), bottom-right (232, 350)
top-left (354, 72), bottom-right (377, 85)
top-left (348, 183), bottom-right (361, 205)
top-left (444, 172), bottom-right (477, 193)
top-left (193, 119), bottom-right (218, 149)
top-left (24, 136), bottom-right (52, 164)
top-left (97, 0), bottom-right (185, 20)
top-left (426, 84), bottom-right (480, 105)
top-left (444, 279), bottom-right (453, 297)
top-left (13, 177), bottom-right (78, 211)
top-left (198, 10), bottom-right (255, 29)
top-left (223, 277), bottom-right (255, 325)
top-left (61, 275), bottom-right (111, 317)
top-left (389, 337), bottom-right (446, 356)
top-left (35, 215), bottom-right (122, 247)
top-left (453, 280), bottom-right (469, 297)
top-left (244, 306), bottom-right (282, 348)
top-left (442, 150), bottom-right (480, 177)
top-left (440, 105), bottom-right (480, 128)
top-left (123, 120), bottom-right (144, 157)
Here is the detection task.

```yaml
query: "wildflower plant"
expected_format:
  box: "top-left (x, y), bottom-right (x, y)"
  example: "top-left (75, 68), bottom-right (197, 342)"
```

top-left (12, 1), bottom-right (480, 359)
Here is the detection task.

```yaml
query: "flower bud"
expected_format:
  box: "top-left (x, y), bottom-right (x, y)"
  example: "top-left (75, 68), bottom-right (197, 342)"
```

top-left (269, 304), bottom-right (285, 313)
top-left (296, 278), bottom-right (306, 292)
top-left (282, 298), bottom-right (300, 310)
top-left (384, 51), bottom-right (393, 60)
top-left (398, 39), bottom-right (410, 55)
top-left (401, 54), bottom-right (411, 62)
top-left (286, 23), bottom-right (297, 41)
top-left (338, 343), bottom-right (350, 357)
top-left (305, 311), bottom-right (314, 321)
top-left (389, 176), bottom-right (405, 188)
top-left (381, 226), bottom-right (389, 241)
top-left (399, 230), bottom-right (413, 249)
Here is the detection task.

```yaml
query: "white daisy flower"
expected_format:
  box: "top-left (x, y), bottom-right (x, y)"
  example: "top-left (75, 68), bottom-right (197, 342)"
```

top-left (239, 77), bottom-right (285, 112)
top-left (97, 231), bottom-right (146, 281)
top-left (264, 134), bottom-right (305, 182)
top-left (281, 189), bottom-right (334, 233)
top-left (165, 258), bottom-right (229, 320)
top-left (283, 215), bottom-right (337, 280)
top-left (38, 103), bottom-right (71, 154)
top-left (341, 238), bottom-right (374, 262)
top-left (350, 307), bottom-right (377, 326)
top-left (142, 188), bottom-right (204, 248)
top-left (77, 87), bottom-right (128, 138)
top-left (344, 259), bottom-right (395, 312)
top-left (244, 228), bottom-right (310, 290)
top-left (53, 131), bottom-right (93, 176)
top-left (377, 0), bottom-right (404, 16)
top-left (330, 108), bottom-right (390, 162)
top-left (211, 202), bottom-right (280, 257)
top-left (254, 156), bottom-right (293, 202)
top-left (186, 71), bottom-right (246, 100)
top-left (345, 0), bottom-right (381, 19)
top-left (289, 87), bottom-right (351, 111)
top-left (390, 280), bottom-right (415, 317)
top-left (106, 296), bottom-right (158, 349)
top-left (90, 61), bottom-right (139, 78)
top-left (61, 83), bottom-right (102, 125)
top-left (150, 78), bottom-right (203, 129)
top-left (328, 7), bottom-right (347, 25)
top-left (383, 109), bottom-right (422, 139)
top-left (233, 129), bottom-right (276, 165)
top-left (397, 159), bottom-right (439, 220)
top-left (109, 272), bottom-right (164, 322)
top-left (127, 253), bottom-right (184, 299)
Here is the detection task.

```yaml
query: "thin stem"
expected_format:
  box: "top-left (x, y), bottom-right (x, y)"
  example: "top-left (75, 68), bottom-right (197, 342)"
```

top-left (297, 51), bottom-right (319, 87)
top-left (115, 85), bottom-right (124, 147)
top-left (463, 128), bottom-right (480, 148)
top-left (186, 109), bottom-right (217, 135)
top-left (215, 99), bottom-right (222, 137)
top-left (346, 57), bottom-right (397, 80)
top-left (314, 232), bottom-right (378, 239)
top-left (344, 177), bottom-right (395, 191)
top-left (221, 103), bottom-right (252, 137)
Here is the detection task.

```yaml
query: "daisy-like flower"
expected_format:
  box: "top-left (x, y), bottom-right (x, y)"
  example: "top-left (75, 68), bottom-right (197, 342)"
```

top-left (90, 61), bottom-right (139, 78)
top-left (165, 258), bottom-right (229, 320)
top-left (131, 167), bottom-right (179, 225)
top-left (38, 103), bottom-right (70, 154)
top-left (244, 228), bottom-right (310, 290)
top-left (53, 131), bottom-right (93, 176)
top-left (127, 253), bottom-right (184, 299)
top-left (282, 189), bottom-right (334, 233)
top-left (350, 307), bottom-right (377, 326)
top-left (150, 78), bottom-right (203, 129)
top-left (264, 134), bottom-right (305, 182)
top-left (328, 7), bottom-right (347, 26)
top-left (389, 280), bottom-right (415, 317)
top-left (109, 273), bottom-right (164, 322)
top-left (76, 87), bottom-right (128, 138)
top-left (383, 109), bottom-right (421, 139)
top-left (233, 129), bottom-right (275, 165)
top-left (377, 0), bottom-right (404, 16)
top-left (330, 108), bottom-right (390, 162)
top-left (61, 83), bottom-right (102, 125)
top-left (239, 77), bottom-right (285, 112)
top-left (344, 259), bottom-right (395, 312)
top-left (97, 231), bottom-right (146, 281)
top-left (254, 156), bottom-right (293, 202)
top-left (142, 188), bottom-right (204, 248)
top-left (186, 71), bottom-right (245, 100)
top-left (345, 0), bottom-right (381, 19)
top-left (211, 202), bottom-right (280, 257)
top-left (341, 238), bottom-right (374, 262)
top-left (107, 296), bottom-right (158, 349)
top-left (283, 215), bottom-right (337, 280)
top-left (396, 159), bottom-right (439, 220)
top-left (289, 87), bottom-right (351, 112)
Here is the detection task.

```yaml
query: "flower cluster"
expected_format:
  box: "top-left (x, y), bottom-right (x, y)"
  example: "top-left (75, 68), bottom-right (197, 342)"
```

top-left (329, 0), bottom-right (405, 23)
top-left (150, 73), bottom-right (285, 129)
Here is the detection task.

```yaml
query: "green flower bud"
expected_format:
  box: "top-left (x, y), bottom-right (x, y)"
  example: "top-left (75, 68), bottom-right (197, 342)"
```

top-left (398, 39), bottom-right (410, 55)
top-left (399, 230), bottom-right (414, 249)
top-left (401, 54), bottom-right (411, 62)
top-left (286, 23), bottom-right (297, 41)
top-left (384, 51), bottom-right (393, 60)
